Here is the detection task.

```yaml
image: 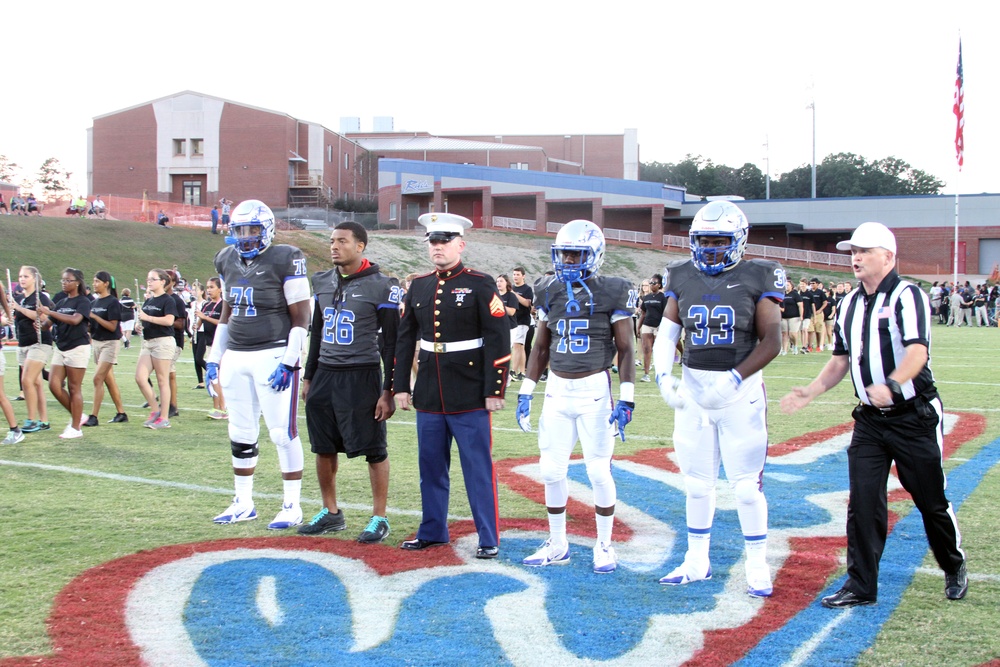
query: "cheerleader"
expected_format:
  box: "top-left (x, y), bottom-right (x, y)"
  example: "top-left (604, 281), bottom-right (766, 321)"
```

top-left (10, 266), bottom-right (52, 433)
top-left (194, 277), bottom-right (227, 419)
top-left (38, 268), bottom-right (92, 439)
top-left (85, 272), bottom-right (128, 426)
top-left (134, 269), bottom-right (177, 429)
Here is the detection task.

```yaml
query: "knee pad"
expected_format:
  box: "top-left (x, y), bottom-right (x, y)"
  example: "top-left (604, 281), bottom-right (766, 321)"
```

top-left (365, 452), bottom-right (387, 465)
top-left (538, 452), bottom-right (568, 487)
top-left (585, 456), bottom-right (616, 508)
top-left (231, 441), bottom-right (259, 470)
top-left (733, 477), bottom-right (764, 506)
top-left (683, 475), bottom-right (715, 500)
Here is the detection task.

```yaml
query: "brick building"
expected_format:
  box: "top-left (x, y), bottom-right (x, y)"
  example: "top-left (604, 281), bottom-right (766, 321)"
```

top-left (88, 91), bottom-right (370, 208)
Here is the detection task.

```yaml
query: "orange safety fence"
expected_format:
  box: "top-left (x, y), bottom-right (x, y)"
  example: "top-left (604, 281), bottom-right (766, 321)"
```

top-left (102, 195), bottom-right (215, 228)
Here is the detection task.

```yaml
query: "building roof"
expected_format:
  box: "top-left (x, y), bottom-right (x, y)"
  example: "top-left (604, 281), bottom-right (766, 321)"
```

top-left (353, 135), bottom-right (542, 153)
top-left (92, 90), bottom-right (309, 125)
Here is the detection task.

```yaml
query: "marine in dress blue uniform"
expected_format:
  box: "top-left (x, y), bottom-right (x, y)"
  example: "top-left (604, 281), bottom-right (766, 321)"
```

top-left (394, 213), bottom-right (511, 559)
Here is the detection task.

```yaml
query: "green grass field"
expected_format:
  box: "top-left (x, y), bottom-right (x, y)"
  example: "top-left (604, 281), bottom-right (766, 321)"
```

top-left (0, 216), bottom-right (998, 665)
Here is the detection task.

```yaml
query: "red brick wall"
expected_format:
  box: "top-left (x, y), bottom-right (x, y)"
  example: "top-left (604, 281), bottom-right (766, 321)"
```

top-left (92, 106), bottom-right (158, 199)
top-left (449, 134), bottom-right (625, 178)
top-left (218, 104), bottom-right (296, 207)
top-left (896, 226), bottom-right (1000, 275)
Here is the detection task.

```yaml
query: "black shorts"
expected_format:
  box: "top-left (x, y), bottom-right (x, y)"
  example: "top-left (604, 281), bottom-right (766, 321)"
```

top-left (305, 366), bottom-right (387, 458)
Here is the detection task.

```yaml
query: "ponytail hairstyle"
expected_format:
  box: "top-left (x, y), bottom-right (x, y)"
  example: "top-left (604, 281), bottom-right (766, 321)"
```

top-left (21, 266), bottom-right (42, 293)
top-left (95, 271), bottom-right (118, 298)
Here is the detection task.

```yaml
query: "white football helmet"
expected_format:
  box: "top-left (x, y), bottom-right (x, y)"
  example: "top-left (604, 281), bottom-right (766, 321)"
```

top-left (229, 199), bottom-right (276, 259)
top-left (552, 220), bottom-right (605, 283)
top-left (689, 201), bottom-right (749, 275)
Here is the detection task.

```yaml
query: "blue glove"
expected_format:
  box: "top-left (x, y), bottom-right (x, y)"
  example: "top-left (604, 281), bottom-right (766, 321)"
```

top-left (516, 394), bottom-right (533, 432)
top-left (206, 362), bottom-right (220, 398)
top-left (609, 400), bottom-right (635, 442)
top-left (268, 363), bottom-right (297, 391)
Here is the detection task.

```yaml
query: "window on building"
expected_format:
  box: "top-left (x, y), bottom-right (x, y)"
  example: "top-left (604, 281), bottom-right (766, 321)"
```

top-left (344, 153), bottom-right (350, 169)
top-left (173, 139), bottom-right (186, 156)
top-left (327, 145), bottom-right (332, 162)
top-left (389, 202), bottom-right (397, 221)
top-left (191, 139), bottom-right (204, 156)
top-left (510, 162), bottom-right (529, 170)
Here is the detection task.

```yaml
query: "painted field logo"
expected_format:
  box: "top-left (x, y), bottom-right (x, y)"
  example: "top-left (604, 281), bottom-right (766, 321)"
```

top-left (3, 414), bottom-right (993, 666)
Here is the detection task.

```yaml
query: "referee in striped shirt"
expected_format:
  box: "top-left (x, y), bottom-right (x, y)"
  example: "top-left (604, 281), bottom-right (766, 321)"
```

top-left (781, 222), bottom-right (967, 608)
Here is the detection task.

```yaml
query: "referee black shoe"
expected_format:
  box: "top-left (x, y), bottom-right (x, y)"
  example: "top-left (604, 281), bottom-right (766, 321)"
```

top-left (297, 508), bottom-right (346, 535)
top-left (821, 588), bottom-right (876, 609)
top-left (945, 561), bottom-right (968, 600)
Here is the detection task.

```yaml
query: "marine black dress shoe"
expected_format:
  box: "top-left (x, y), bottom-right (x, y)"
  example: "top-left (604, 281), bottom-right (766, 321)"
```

top-left (476, 546), bottom-right (499, 559)
top-left (821, 588), bottom-right (876, 609)
top-left (945, 561), bottom-right (968, 600)
top-left (400, 538), bottom-right (448, 550)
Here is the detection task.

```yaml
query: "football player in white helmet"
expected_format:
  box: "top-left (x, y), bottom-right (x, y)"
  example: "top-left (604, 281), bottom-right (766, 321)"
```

top-left (517, 220), bottom-right (638, 574)
top-left (653, 201), bottom-right (785, 597)
top-left (208, 200), bottom-right (312, 530)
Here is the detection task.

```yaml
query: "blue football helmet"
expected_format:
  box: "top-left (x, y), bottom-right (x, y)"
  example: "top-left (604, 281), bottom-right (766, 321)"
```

top-left (552, 220), bottom-right (605, 283)
top-left (229, 199), bottom-right (276, 259)
top-left (689, 201), bottom-right (749, 275)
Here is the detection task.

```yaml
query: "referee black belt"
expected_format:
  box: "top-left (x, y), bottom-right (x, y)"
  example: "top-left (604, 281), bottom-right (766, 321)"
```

top-left (420, 338), bottom-right (484, 353)
top-left (860, 392), bottom-right (935, 417)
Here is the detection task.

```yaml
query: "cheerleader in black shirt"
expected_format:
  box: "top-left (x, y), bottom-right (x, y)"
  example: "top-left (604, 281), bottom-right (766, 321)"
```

top-left (10, 266), bottom-right (53, 432)
top-left (134, 269), bottom-right (178, 429)
top-left (38, 268), bottom-right (92, 439)
top-left (85, 271), bottom-right (128, 426)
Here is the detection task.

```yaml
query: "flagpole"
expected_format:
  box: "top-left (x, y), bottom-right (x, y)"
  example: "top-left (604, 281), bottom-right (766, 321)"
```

top-left (953, 192), bottom-right (959, 287)
top-left (952, 36), bottom-right (964, 287)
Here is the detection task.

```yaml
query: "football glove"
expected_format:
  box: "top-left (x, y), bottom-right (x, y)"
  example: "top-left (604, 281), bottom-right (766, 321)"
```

top-left (268, 362), bottom-right (297, 392)
top-left (656, 373), bottom-right (687, 409)
top-left (516, 394), bottom-right (533, 432)
top-left (609, 400), bottom-right (635, 442)
top-left (699, 369), bottom-right (742, 410)
top-left (206, 362), bottom-right (220, 398)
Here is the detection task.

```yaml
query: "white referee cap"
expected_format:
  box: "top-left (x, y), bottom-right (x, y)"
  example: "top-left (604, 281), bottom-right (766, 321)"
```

top-left (418, 212), bottom-right (473, 242)
top-left (836, 222), bottom-right (897, 254)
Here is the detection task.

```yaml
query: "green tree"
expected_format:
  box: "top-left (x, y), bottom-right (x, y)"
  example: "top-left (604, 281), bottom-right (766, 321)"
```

top-left (0, 155), bottom-right (20, 184)
top-left (36, 157), bottom-right (72, 201)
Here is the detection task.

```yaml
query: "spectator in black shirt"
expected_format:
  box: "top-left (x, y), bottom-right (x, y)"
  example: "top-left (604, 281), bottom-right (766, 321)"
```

top-left (780, 281), bottom-right (803, 355)
top-left (636, 273), bottom-right (667, 381)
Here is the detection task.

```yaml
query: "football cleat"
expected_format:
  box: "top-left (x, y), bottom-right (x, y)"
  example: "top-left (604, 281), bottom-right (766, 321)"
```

top-left (522, 539), bottom-right (571, 567)
top-left (268, 503), bottom-right (303, 530)
top-left (213, 497), bottom-right (258, 524)
top-left (746, 563), bottom-right (773, 598)
top-left (593, 542), bottom-right (618, 574)
top-left (659, 559), bottom-right (713, 586)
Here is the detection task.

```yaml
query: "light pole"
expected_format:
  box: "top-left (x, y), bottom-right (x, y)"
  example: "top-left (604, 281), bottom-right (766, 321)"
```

top-left (808, 100), bottom-right (816, 198)
top-left (763, 135), bottom-right (770, 200)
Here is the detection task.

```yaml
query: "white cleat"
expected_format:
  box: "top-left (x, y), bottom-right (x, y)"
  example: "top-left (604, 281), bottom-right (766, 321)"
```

top-left (213, 497), bottom-right (257, 524)
top-left (746, 564), bottom-right (773, 597)
top-left (659, 559), bottom-right (712, 586)
top-left (522, 539), bottom-right (571, 567)
top-left (593, 542), bottom-right (617, 574)
top-left (267, 502), bottom-right (303, 530)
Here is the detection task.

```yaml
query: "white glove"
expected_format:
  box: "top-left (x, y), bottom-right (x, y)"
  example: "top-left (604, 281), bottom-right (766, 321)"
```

top-left (656, 373), bottom-right (687, 409)
top-left (699, 369), bottom-right (742, 410)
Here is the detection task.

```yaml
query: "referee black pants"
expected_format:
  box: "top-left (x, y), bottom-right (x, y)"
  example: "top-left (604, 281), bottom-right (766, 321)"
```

top-left (844, 395), bottom-right (965, 600)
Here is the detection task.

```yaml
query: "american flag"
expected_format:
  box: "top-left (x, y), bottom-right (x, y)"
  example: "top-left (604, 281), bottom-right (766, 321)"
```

top-left (953, 39), bottom-right (964, 170)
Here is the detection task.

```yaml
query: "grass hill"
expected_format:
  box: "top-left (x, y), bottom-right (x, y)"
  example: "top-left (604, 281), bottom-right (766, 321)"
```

top-left (0, 215), bottom-right (854, 288)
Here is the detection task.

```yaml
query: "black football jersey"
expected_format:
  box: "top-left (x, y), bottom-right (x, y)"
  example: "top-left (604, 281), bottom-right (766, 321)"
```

top-left (535, 275), bottom-right (637, 374)
top-left (215, 244), bottom-right (309, 351)
top-left (311, 266), bottom-right (401, 366)
top-left (664, 258), bottom-right (785, 371)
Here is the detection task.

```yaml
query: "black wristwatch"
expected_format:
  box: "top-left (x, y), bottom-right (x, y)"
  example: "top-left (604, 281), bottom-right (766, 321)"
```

top-left (884, 378), bottom-right (904, 403)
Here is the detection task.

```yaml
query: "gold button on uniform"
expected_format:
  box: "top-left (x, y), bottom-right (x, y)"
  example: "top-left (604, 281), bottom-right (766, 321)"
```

top-left (435, 332), bottom-right (441, 338)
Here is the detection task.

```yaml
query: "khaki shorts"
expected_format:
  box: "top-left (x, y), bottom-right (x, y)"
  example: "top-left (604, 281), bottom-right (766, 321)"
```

top-left (640, 324), bottom-right (659, 336)
top-left (780, 317), bottom-right (801, 334)
top-left (18, 344), bottom-right (53, 366)
top-left (511, 324), bottom-right (528, 345)
top-left (92, 339), bottom-right (121, 365)
top-left (52, 344), bottom-right (91, 369)
top-left (811, 317), bottom-right (825, 333)
top-left (800, 318), bottom-right (811, 333)
top-left (170, 344), bottom-right (182, 373)
top-left (140, 336), bottom-right (176, 361)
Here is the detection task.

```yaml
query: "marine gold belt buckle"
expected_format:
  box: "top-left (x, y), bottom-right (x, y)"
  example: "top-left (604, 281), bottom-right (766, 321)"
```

top-left (434, 342), bottom-right (445, 353)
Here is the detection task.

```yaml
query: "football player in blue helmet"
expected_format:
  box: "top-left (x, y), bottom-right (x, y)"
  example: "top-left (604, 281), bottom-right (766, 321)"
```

top-left (550, 219), bottom-right (606, 314)
top-left (654, 200), bottom-right (785, 598)
top-left (689, 200), bottom-right (749, 276)
top-left (518, 219), bottom-right (638, 574)
top-left (229, 199), bottom-right (276, 259)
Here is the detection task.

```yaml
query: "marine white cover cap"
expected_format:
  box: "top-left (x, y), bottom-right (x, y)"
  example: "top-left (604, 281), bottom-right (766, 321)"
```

top-left (836, 222), bottom-right (897, 254)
